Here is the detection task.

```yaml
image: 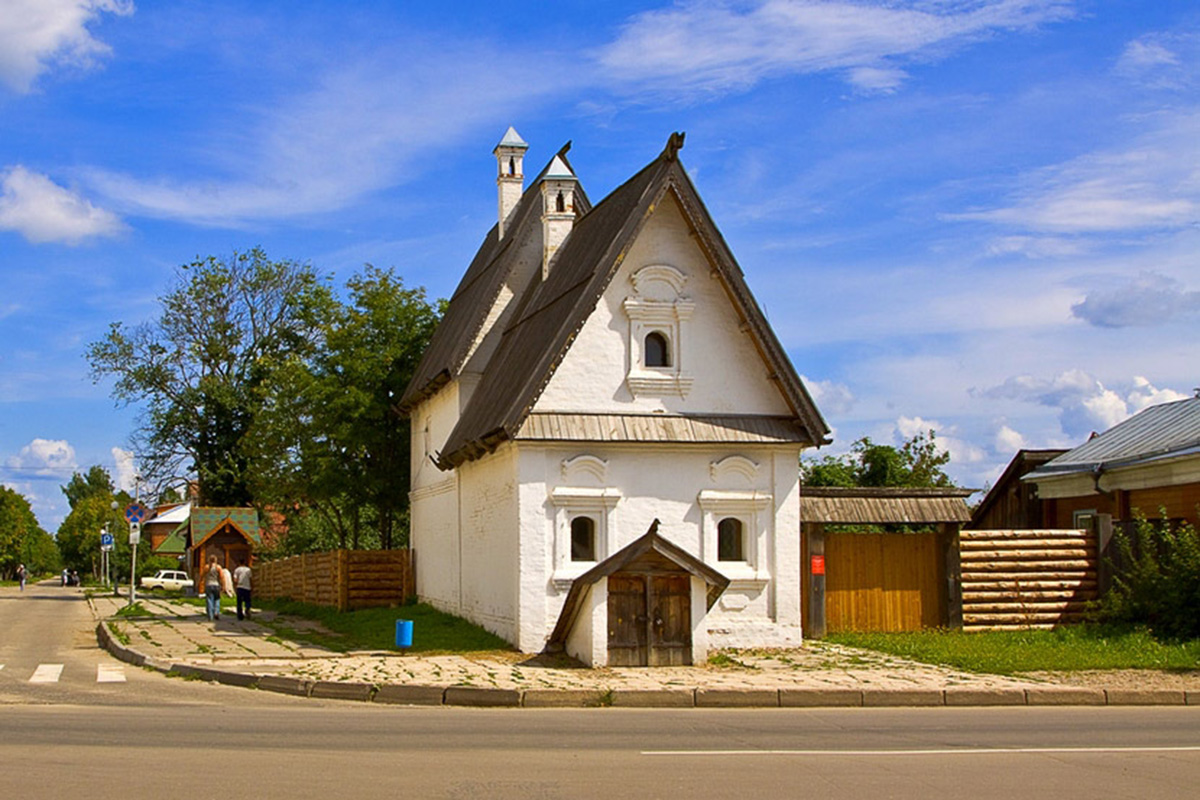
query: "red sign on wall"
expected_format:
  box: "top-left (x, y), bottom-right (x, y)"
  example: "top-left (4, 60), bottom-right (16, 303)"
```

top-left (811, 555), bottom-right (825, 576)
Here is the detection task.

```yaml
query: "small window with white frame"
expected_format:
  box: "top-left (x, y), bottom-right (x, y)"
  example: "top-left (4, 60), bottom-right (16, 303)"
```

top-left (623, 264), bottom-right (693, 397)
top-left (570, 516), bottom-right (596, 562)
top-left (717, 517), bottom-right (745, 561)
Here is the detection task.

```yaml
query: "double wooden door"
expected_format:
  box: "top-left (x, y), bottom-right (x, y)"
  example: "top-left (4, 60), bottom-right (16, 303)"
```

top-left (607, 573), bottom-right (692, 666)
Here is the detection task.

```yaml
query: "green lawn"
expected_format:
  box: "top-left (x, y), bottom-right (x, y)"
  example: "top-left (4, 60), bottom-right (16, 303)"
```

top-left (250, 599), bottom-right (513, 654)
top-left (827, 626), bottom-right (1200, 674)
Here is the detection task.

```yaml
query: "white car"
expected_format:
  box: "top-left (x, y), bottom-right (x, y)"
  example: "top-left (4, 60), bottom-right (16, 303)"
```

top-left (140, 570), bottom-right (194, 592)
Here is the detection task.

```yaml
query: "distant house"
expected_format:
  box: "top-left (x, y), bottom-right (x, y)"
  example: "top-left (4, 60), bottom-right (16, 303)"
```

top-left (399, 129), bottom-right (829, 666)
top-left (1023, 395), bottom-right (1200, 530)
top-left (967, 450), bottom-right (1065, 530)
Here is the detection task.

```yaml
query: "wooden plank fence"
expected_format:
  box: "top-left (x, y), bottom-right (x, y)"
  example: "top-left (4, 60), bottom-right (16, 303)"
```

top-left (959, 529), bottom-right (1096, 631)
top-left (255, 549), bottom-right (414, 612)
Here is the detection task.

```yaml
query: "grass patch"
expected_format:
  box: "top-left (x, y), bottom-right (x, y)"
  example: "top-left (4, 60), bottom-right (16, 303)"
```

top-left (106, 621), bottom-right (130, 646)
top-left (253, 598), bottom-right (513, 654)
top-left (828, 625), bottom-right (1200, 675)
top-left (115, 602), bottom-right (154, 618)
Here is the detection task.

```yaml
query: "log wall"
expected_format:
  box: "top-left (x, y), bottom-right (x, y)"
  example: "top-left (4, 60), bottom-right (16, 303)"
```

top-left (959, 529), bottom-right (1096, 631)
top-left (255, 549), bottom-right (414, 612)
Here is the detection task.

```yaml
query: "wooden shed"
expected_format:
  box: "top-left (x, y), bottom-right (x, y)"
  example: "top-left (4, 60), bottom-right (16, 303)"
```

top-left (801, 487), bottom-right (973, 636)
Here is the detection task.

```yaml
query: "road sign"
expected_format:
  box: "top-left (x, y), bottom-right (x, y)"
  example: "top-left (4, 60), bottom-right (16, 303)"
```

top-left (124, 503), bottom-right (146, 523)
top-left (100, 532), bottom-right (115, 551)
top-left (128, 522), bottom-right (141, 545)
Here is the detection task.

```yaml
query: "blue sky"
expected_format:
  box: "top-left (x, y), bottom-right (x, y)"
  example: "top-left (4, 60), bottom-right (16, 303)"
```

top-left (2, 0), bottom-right (1197, 530)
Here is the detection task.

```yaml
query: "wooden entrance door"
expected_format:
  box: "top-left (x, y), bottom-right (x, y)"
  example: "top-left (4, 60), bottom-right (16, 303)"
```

top-left (607, 573), bottom-right (692, 666)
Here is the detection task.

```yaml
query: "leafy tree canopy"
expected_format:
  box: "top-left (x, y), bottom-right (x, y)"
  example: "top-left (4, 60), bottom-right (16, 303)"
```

top-left (87, 248), bottom-right (334, 506)
top-left (0, 486), bottom-right (52, 578)
top-left (801, 431), bottom-right (955, 488)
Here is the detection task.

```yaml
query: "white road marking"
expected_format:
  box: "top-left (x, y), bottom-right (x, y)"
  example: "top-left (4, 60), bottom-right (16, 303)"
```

top-left (29, 664), bottom-right (64, 683)
top-left (97, 664), bottom-right (126, 683)
top-left (643, 746), bottom-right (1200, 757)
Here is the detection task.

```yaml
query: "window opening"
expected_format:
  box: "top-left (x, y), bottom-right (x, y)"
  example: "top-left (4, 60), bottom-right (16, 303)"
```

top-left (555, 190), bottom-right (566, 212)
top-left (644, 331), bottom-right (670, 368)
top-left (508, 156), bottom-right (516, 176)
top-left (571, 516), bottom-right (596, 562)
top-left (717, 517), bottom-right (744, 561)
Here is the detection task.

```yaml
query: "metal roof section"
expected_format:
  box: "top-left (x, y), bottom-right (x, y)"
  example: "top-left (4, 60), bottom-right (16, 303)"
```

top-left (149, 501), bottom-right (191, 524)
top-left (495, 126), bottom-right (528, 150)
top-left (1025, 396), bottom-right (1200, 478)
top-left (544, 154), bottom-right (574, 179)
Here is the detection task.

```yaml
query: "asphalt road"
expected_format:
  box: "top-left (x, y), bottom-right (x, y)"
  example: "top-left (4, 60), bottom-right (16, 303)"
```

top-left (2, 583), bottom-right (1198, 799)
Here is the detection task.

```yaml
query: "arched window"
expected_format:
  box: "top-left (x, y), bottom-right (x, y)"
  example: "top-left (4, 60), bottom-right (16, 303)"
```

top-left (644, 331), bottom-right (670, 368)
top-left (555, 190), bottom-right (566, 212)
top-left (508, 156), bottom-right (516, 176)
top-left (717, 518), bottom-right (744, 561)
top-left (571, 516), bottom-right (596, 562)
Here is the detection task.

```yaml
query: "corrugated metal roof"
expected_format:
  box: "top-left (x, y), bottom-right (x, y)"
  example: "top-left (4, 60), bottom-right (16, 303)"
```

top-left (516, 413), bottom-right (810, 443)
top-left (429, 135), bottom-right (829, 468)
top-left (1027, 397), bottom-right (1200, 477)
top-left (149, 502), bottom-right (191, 524)
top-left (801, 487), bottom-right (974, 524)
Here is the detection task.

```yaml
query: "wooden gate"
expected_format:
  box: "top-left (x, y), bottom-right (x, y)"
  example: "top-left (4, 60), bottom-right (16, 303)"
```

top-left (607, 573), bottom-right (692, 666)
top-left (825, 532), bottom-right (945, 632)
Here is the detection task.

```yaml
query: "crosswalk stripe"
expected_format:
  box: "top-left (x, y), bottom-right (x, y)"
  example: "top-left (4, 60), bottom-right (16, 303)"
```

top-left (97, 664), bottom-right (126, 683)
top-left (30, 664), bottom-right (64, 683)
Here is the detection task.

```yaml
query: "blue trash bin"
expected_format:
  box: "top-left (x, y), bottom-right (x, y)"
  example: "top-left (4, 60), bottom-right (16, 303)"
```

top-left (395, 619), bottom-right (413, 648)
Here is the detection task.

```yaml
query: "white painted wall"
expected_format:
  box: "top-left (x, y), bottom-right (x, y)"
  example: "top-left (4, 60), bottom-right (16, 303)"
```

top-left (536, 193), bottom-right (793, 417)
top-left (456, 447), bottom-right (521, 643)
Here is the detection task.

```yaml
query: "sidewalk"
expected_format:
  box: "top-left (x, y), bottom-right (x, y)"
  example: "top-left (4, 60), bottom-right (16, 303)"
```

top-left (90, 592), bottom-right (1200, 708)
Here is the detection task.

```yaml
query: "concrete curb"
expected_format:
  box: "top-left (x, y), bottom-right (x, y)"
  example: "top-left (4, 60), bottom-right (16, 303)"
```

top-left (91, 615), bottom-right (1200, 710)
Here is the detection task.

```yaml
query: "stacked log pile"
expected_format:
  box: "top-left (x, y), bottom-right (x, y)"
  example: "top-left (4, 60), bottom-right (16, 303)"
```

top-left (256, 549), bottom-right (414, 611)
top-left (959, 529), bottom-right (1097, 631)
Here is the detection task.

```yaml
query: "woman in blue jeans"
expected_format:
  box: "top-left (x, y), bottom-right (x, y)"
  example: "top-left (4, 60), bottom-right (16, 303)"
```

top-left (203, 555), bottom-right (222, 621)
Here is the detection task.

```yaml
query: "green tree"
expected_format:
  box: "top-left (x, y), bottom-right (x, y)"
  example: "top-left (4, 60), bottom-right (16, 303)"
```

top-left (56, 490), bottom-right (129, 579)
top-left (0, 486), bottom-right (51, 578)
top-left (62, 465), bottom-right (117, 509)
top-left (802, 431), bottom-right (954, 488)
top-left (87, 248), bottom-right (333, 505)
top-left (247, 266), bottom-right (440, 550)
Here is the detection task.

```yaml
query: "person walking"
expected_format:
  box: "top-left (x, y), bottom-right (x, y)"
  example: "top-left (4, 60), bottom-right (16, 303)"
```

top-left (233, 557), bottom-right (252, 621)
top-left (203, 555), bottom-right (222, 622)
top-left (16, 563), bottom-right (26, 591)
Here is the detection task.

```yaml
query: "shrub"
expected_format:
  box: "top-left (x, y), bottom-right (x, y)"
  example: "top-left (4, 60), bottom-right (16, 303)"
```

top-left (1094, 512), bottom-right (1200, 641)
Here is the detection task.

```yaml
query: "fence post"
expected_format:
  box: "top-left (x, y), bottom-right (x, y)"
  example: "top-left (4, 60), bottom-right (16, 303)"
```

top-left (1096, 514), bottom-right (1113, 595)
top-left (805, 524), bottom-right (826, 639)
top-left (337, 549), bottom-right (349, 612)
top-left (943, 523), bottom-right (963, 630)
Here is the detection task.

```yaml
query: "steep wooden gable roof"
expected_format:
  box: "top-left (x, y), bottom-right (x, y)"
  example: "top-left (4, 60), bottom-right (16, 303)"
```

top-left (435, 134), bottom-right (830, 468)
top-left (397, 147), bottom-right (591, 412)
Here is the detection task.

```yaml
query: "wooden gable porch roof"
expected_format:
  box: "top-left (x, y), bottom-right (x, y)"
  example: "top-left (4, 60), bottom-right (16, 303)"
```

top-left (433, 134), bottom-right (829, 469)
top-left (545, 519), bottom-right (730, 653)
top-left (801, 487), bottom-right (975, 525)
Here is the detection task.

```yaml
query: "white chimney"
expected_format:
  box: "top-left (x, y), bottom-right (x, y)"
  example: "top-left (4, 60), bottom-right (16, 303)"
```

top-left (540, 154), bottom-right (577, 277)
top-left (493, 126), bottom-right (528, 239)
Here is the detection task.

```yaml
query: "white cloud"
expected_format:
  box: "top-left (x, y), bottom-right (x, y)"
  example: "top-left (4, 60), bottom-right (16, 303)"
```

top-left (0, 0), bottom-right (133, 93)
top-left (802, 375), bottom-right (855, 415)
top-left (84, 42), bottom-right (568, 226)
top-left (1071, 271), bottom-right (1200, 328)
top-left (994, 424), bottom-right (1027, 453)
top-left (596, 0), bottom-right (1074, 96)
top-left (111, 446), bottom-right (137, 493)
top-left (0, 165), bottom-right (125, 243)
top-left (1115, 31), bottom-right (1197, 90)
top-left (981, 371), bottom-right (1186, 440)
top-left (947, 111), bottom-right (1200, 234)
top-left (5, 438), bottom-right (78, 476)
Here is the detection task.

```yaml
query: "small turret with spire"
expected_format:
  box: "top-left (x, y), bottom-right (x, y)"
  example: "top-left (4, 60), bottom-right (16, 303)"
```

top-left (494, 126), bottom-right (528, 239)
top-left (540, 148), bottom-right (577, 277)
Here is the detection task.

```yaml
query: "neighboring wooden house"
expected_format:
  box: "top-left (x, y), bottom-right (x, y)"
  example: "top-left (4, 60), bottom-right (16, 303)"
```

top-left (967, 449), bottom-right (1065, 530)
top-left (399, 129), bottom-right (829, 665)
top-left (186, 507), bottom-right (261, 578)
top-left (144, 502), bottom-right (191, 558)
top-left (1023, 395), bottom-right (1200, 530)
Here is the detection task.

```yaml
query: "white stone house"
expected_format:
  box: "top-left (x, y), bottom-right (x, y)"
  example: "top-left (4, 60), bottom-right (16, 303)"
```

top-left (398, 129), bottom-right (829, 666)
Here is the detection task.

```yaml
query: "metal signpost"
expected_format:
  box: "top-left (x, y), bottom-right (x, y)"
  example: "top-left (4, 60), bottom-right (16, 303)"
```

top-left (125, 503), bottom-right (146, 605)
top-left (100, 528), bottom-right (114, 587)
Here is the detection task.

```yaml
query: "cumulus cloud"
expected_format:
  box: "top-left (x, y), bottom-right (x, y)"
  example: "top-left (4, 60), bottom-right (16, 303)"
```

top-left (0, 165), bottom-right (125, 243)
top-left (5, 438), bottom-right (78, 476)
top-left (981, 371), bottom-right (1187, 440)
top-left (111, 446), bottom-right (138, 493)
top-left (596, 0), bottom-right (1073, 96)
top-left (895, 415), bottom-right (986, 465)
top-left (994, 424), bottom-right (1028, 453)
top-left (0, 0), bottom-right (134, 93)
top-left (947, 111), bottom-right (1200, 234)
top-left (802, 374), bottom-right (855, 415)
top-left (1071, 271), bottom-right (1200, 328)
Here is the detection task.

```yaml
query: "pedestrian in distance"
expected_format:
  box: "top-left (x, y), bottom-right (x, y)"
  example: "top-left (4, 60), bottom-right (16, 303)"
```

top-left (233, 557), bottom-right (252, 621)
top-left (16, 563), bottom-right (26, 591)
top-left (203, 555), bottom-right (223, 622)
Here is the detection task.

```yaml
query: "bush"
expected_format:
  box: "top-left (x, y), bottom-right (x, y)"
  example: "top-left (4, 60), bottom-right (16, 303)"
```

top-left (1094, 513), bottom-right (1200, 641)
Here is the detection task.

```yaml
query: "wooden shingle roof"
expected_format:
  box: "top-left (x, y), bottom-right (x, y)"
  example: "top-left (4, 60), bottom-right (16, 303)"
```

top-left (426, 134), bottom-right (829, 469)
top-left (801, 487), bottom-right (974, 525)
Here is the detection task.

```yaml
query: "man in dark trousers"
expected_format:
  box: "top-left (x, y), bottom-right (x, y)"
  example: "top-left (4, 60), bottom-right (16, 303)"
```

top-left (233, 557), bottom-right (252, 621)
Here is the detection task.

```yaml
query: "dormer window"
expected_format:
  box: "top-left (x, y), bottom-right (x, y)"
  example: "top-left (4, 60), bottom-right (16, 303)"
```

top-left (644, 332), bottom-right (670, 368)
